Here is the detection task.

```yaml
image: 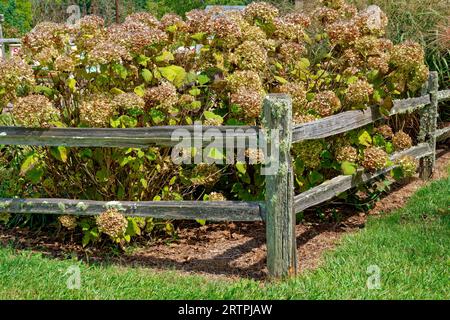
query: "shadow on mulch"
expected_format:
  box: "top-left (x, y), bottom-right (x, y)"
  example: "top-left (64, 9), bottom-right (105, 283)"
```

top-left (1, 148), bottom-right (449, 281)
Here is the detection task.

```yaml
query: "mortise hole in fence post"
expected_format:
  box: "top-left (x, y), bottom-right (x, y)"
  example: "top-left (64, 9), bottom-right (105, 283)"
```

top-left (263, 94), bottom-right (297, 279)
top-left (419, 71), bottom-right (439, 180)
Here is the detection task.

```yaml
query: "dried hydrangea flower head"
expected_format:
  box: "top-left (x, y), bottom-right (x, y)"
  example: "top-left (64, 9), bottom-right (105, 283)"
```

top-left (293, 140), bottom-right (324, 169)
top-left (231, 88), bottom-right (264, 119)
top-left (125, 12), bottom-right (160, 29)
top-left (326, 20), bottom-right (361, 45)
top-left (362, 147), bottom-right (388, 171)
top-left (293, 113), bottom-right (318, 125)
top-left (395, 156), bottom-right (417, 178)
top-left (208, 192), bottom-right (226, 201)
top-left (336, 145), bottom-right (358, 163)
top-left (345, 79), bottom-right (374, 107)
top-left (392, 131), bottom-right (413, 151)
top-left (73, 15), bottom-right (106, 51)
top-left (0, 57), bottom-right (35, 103)
top-left (244, 2), bottom-right (279, 24)
top-left (145, 82), bottom-right (178, 111)
top-left (279, 42), bottom-right (306, 64)
top-left (376, 125), bottom-right (394, 139)
top-left (79, 94), bottom-right (116, 127)
top-left (113, 93), bottom-right (145, 111)
top-left (160, 13), bottom-right (187, 31)
top-left (59, 215), bottom-right (77, 231)
top-left (230, 41), bottom-right (268, 71)
top-left (390, 41), bottom-right (425, 71)
top-left (278, 82), bottom-right (308, 114)
top-left (186, 9), bottom-right (214, 34)
top-left (88, 41), bottom-right (131, 65)
top-left (313, 7), bottom-right (340, 26)
top-left (22, 22), bottom-right (69, 55)
top-left (284, 13), bottom-right (311, 28)
top-left (308, 90), bottom-right (342, 117)
top-left (54, 54), bottom-right (77, 73)
top-left (273, 17), bottom-right (304, 41)
top-left (13, 95), bottom-right (59, 128)
top-left (96, 208), bottom-right (128, 239)
top-left (227, 70), bottom-right (263, 93)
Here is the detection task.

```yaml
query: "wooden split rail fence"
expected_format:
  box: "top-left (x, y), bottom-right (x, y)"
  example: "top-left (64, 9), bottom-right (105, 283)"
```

top-left (0, 71), bottom-right (448, 278)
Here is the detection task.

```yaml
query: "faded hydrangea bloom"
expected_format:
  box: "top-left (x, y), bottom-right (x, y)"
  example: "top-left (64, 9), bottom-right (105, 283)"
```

top-left (13, 95), bottom-right (59, 128)
top-left (79, 95), bottom-right (116, 127)
top-left (392, 131), bottom-right (412, 151)
top-left (362, 147), bottom-right (388, 171)
top-left (293, 113), bottom-right (318, 125)
top-left (208, 192), bottom-right (226, 201)
top-left (231, 41), bottom-right (267, 71)
top-left (145, 82), bottom-right (178, 111)
top-left (0, 57), bottom-right (35, 103)
top-left (231, 88), bottom-right (264, 118)
top-left (125, 12), bottom-right (160, 29)
top-left (278, 82), bottom-right (308, 114)
top-left (327, 20), bottom-right (361, 45)
top-left (345, 79), bottom-right (374, 107)
top-left (245, 148), bottom-right (266, 164)
top-left (376, 125), bottom-right (394, 139)
top-left (293, 140), bottom-right (324, 169)
top-left (59, 215), bottom-right (77, 230)
top-left (227, 70), bottom-right (263, 93)
top-left (279, 42), bottom-right (306, 64)
top-left (308, 91), bottom-right (342, 117)
top-left (96, 209), bottom-right (128, 239)
top-left (395, 156), bottom-right (417, 178)
top-left (113, 93), bottom-right (145, 111)
top-left (88, 41), bottom-right (131, 65)
top-left (244, 2), bottom-right (279, 24)
top-left (336, 145), bottom-right (358, 163)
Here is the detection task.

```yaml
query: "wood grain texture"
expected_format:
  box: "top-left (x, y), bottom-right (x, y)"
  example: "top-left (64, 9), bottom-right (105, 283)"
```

top-left (437, 89), bottom-right (450, 101)
top-left (419, 72), bottom-right (439, 180)
top-left (0, 198), bottom-right (264, 222)
top-left (292, 95), bottom-right (430, 143)
top-left (293, 143), bottom-right (432, 214)
top-left (263, 94), bottom-right (297, 278)
top-left (0, 125), bottom-right (259, 148)
top-left (435, 126), bottom-right (450, 142)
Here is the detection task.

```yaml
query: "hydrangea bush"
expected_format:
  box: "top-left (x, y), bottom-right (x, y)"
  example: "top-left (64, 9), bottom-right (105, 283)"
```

top-left (0, 1), bottom-right (427, 245)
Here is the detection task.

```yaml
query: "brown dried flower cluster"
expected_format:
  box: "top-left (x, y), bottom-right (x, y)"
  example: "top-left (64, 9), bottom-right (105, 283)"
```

top-left (88, 41), bottom-right (131, 65)
top-left (227, 70), bottom-right (263, 93)
top-left (335, 146), bottom-right (358, 163)
top-left (231, 88), bottom-right (264, 118)
top-left (231, 41), bottom-right (267, 71)
top-left (79, 95), bottom-right (115, 127)
top-left (308, 91), bottom-right (342, 117)
top-left (345, 79), bottom-right (374, 107)
top-left (395, 156), bottom-right (417, 178)
top-left (243, 2), bottom-right (279, 24)
top-left (96, 208), bottom-right (128, 239)
top-left (362, 147), bottom-right (388, 171)
top-left (145, 82), bottom-right (178, 111)
top-left (392, 131), bottom-right (413, 151)
top-left (114, 93), bottom-right (145, 111)
top-left (246, 148), bottom-right (265, 164)
top-left (376, 125), bottom-right (394, 139)
top-left (59, 215), bottom-right (77, 230)
top-left (13, 95), bottom-right (59, 128)
top-left (0, 58), bottom-right (35, 103)
top-left (278, 82), bottom-right (308, 114)
top-left (208, 192), bottom-right (226, 201)
top-left (293, 140), bottom-right (324, 169)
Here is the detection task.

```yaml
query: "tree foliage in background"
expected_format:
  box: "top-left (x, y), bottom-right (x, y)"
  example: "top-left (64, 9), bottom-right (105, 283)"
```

top-left (0, 0), bottom-right (32, 37)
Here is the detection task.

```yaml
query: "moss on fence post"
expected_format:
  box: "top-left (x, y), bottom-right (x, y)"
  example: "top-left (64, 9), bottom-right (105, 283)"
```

top-left (419, 71), bottom-right (439, 180)
top-left (263, 94), bottom-right (297, 279)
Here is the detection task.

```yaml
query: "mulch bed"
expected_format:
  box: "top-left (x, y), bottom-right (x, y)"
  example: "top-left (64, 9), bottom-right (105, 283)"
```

top-left (1, 148), bottom-right (449, 281)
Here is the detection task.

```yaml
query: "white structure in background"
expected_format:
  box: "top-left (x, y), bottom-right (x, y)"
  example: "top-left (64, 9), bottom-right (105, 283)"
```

top-left (363, 5), bottom-right (384, 31)
top-left (9, 43), bottom-right (21, 57)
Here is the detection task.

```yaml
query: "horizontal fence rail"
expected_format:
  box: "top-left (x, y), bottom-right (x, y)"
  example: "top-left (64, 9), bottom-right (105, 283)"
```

top-left (436, 127), bottom-right (450, 142)
top-left (293, 143), bottom-right (432, 213)
top-left (292, 95), bottom-right (431, 143)
top-left (0, 199), bottom-right (264, 222)
top-left (0, 125), bottom-right (259, 148)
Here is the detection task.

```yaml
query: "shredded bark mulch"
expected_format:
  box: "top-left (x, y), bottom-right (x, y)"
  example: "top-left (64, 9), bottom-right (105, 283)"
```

top-left (1, 149), bottom-right (449, 281)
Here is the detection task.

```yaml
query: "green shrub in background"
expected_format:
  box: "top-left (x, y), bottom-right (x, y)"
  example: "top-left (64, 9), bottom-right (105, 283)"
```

top-left (0, 1), bottom-right (428, 247)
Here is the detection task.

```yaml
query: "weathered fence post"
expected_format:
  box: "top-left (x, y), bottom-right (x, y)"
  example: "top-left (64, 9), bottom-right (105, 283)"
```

top-left (263, 94), bottom-right (297, 278)
top-left (419, 71), bottom-right (439, 179)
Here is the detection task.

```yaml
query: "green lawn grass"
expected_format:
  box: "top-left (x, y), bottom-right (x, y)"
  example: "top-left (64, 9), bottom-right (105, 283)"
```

top-left (0, 176), bottom-right (449, 300)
